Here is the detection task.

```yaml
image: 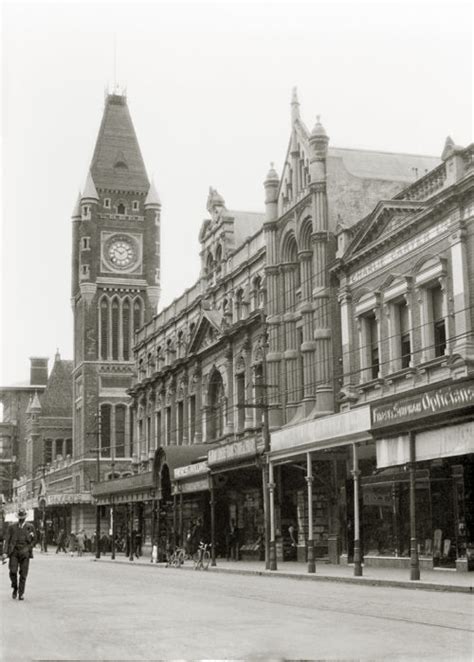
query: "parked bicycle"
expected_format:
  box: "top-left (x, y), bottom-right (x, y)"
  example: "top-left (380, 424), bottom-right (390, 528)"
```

top-left (193, 541), bottom-right (210, 570)
top-left (166, 547), bottom-right (186, 568)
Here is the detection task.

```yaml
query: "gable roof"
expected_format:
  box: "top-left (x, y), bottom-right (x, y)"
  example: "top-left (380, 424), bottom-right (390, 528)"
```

top-left (40, 358), bottom-right (73, 418)
top-left (227, 210), bottom-right (266, 246)
top-left (89, 93), bottom-right (149, 193)
top-left (342, 199), bottom-right (429, 262)
top-left (188, 310), bottom-right (223, 355)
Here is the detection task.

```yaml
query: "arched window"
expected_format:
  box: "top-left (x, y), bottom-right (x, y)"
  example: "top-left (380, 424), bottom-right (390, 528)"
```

top-left (133, 298), bottom-right (144, 333)
top-left (208, 369), bottom-right (225, 441)
top-left (122, 298), bottom-right (131, 360)
top-left (115, 405), bottom-right (126, 458)
top-left (111, 298), bottom-right (120, 360)
top-left (100, 404), bottom-right (111, 457)
top-left (235, 289), bottom-right (244, 321)
top-left (100, 298), bottom-right (109, 360)
top-left (117, 203), bottom-right (125, 215)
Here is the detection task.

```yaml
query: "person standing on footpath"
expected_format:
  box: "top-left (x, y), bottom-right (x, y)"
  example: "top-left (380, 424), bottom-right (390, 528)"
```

top-left (2, 508), bottom-right (35, 600)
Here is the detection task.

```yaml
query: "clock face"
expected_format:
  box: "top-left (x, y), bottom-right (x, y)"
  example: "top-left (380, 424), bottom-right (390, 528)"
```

top-left (104, 235), bottom-right (138, 270)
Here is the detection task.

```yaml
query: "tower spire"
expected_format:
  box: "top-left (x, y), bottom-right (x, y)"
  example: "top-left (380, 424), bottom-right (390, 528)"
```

top-left (291, 86), bottom-right (300, 123)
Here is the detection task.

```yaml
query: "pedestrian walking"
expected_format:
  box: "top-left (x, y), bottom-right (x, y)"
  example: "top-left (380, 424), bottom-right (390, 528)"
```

top-left (56, 529), bottom-right (68, 554)
top-left (2, 508), bottom-right (35, 600)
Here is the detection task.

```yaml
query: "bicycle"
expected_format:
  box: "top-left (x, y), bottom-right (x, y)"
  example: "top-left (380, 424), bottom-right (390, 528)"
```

top-left (193, 541), bottom-right (210, 570)
top-left (166, 547), bottom-right (186, 568)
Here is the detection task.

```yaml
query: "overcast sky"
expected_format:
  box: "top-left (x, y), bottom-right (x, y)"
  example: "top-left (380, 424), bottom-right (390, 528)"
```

top-left (1, 0), bottom-right (472, 385)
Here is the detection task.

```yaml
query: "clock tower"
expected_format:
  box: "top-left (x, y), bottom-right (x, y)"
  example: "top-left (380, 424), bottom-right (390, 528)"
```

top-left (70, 91), bottom-right (160, 529)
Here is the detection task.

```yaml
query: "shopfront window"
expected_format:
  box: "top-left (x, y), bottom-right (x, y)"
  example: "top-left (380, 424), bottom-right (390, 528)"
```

top-left (362, 471), bottom-right (431, 558)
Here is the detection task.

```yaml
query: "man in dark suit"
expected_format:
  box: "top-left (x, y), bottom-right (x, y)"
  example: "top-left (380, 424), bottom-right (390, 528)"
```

top-left (2, 508), bottom-right (35, 600)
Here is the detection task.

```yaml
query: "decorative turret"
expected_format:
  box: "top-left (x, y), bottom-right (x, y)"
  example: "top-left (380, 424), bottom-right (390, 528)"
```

top-left (82, 171), bottom-right (99, 202)
top-left (144, 180), bottom-right (161, 208)
top-left (441, 136), bottom-right (466, 185)
top-left (29, 391), bottom-right (42, 414)
top-left (309, 115), bottom-right (329, 183)
top-left (206, 187), bottom-right (226, 223)
top-left (264, 162), bottom-right (280, 222)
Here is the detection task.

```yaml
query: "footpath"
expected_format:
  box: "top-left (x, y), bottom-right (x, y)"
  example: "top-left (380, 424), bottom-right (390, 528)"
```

top-left (93, 553), bottom-right (473, 594)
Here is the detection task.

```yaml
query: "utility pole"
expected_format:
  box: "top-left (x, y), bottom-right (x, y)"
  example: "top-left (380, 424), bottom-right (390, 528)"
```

top-left (110, 446), bottom-right (115, 560)
top-left (260, 326), bottom-right (271, 571)
top-left (94, 411), bottom-right (102, 560)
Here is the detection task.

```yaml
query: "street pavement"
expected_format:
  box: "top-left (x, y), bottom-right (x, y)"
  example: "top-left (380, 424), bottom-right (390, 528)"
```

top-left (1, 554), bottom-right (473, 661)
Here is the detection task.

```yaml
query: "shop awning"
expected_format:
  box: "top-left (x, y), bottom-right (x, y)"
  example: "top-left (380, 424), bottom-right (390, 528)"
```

top-left (92, 471), bottom-right (154, 498)
top-left (270, 406), bottom-right (372, 462)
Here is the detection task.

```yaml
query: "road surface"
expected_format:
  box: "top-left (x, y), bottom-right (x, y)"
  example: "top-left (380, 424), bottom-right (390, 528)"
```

top-left (1, 555), bottom-right (472, 660)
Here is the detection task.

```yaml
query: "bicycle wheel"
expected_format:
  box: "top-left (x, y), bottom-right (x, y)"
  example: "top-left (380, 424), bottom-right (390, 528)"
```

top-left (176, 549), bottom-right (185, 566)
top-left (193, 551), bottom-right (200, 570)
top-left (202, 550), bottom-right (210, 570)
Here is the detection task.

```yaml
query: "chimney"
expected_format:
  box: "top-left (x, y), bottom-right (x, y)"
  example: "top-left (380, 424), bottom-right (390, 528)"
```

top-left (29, 357), bottom-right (49, 386)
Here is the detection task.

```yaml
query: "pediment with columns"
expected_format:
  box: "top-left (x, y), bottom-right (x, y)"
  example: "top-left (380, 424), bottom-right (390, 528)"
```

top-left (344, 200), bottom-right (428, 260)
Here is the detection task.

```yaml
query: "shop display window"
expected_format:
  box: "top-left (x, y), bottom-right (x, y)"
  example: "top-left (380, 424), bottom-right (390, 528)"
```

top-left (362, 475), bottom-right (431, 558)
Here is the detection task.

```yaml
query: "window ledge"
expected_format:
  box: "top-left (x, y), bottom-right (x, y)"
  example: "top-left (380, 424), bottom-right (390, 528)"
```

top-left (357, 377), bottom-right (385, 392)
top-left (385, 366), bottom-right (417, 383)
top-left (417, 355), bottom-right (449, 372)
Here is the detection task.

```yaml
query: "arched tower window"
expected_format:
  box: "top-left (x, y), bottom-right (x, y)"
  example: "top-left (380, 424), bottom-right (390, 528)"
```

top-left (208, 369), bottom-right (225, 441)
top-left (100, 404), bottom-right (111, 457)
top-left (115, 405), bottom-right (126, 458)
top-left (122, 298), bottom-right (131, 361)
top-left (111, 298), bottom-right (120, 360)
top-left (100, 298), bottom-right (109, 360)
top-left (133, 298), bottom-right (144, 334)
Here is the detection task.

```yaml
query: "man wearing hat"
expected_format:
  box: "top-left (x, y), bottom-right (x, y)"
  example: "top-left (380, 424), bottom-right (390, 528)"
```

top-left (2, 508), bottom-right (36, 600)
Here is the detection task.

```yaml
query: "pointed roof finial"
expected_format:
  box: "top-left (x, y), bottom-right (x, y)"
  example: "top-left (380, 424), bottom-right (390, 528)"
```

top-left (265, 161), bottom-right (279, 183)
top-left (82, 171), bottom-right (99, 201)
top-left (30, 391), bottom-right (42, 413)
top-left (291, 86), bottom-right (300, 123)
top-left (55, 348), bottom-right (61, 362)
top-left (311, 114), bottom-right (328, 139)
top-left (145, 179), bottom-right (161, 207)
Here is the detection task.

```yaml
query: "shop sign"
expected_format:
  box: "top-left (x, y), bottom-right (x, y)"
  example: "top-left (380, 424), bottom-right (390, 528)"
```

top-left (174, 460), bottom-right (209, 480)
top-left (46, 493), bottom-right (94, 506)
top-left (363, 487), bottom-right (392, 507)
top-left (372, 381), bottom-right (474, 429)
top-left (208, 438), bottom-right (257, 466)
top-left (173, 477), bottom-right (210, 495)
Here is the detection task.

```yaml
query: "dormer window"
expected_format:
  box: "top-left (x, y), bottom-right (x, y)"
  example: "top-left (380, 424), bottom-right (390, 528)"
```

top-left (132, 200), bottom-right (139, 212)
top-left (104, 198), bottom-right (111, 209)
top-left (117, 203), bottom-right (126, 215)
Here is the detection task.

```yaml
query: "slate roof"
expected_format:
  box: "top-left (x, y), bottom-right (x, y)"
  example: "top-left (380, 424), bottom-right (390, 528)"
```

top-left (89, 93), bottom-right (149, 193)
top-left (328, 147), bottom-right (440, 183)
top-left (227, 210), bottom-right (265, 246)
top-left (40, 358), bottom-right (73, 418)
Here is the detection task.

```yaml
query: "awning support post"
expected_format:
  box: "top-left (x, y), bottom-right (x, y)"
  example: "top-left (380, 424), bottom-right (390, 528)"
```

top-left (210, 476), bottom-right (216, 567)
top-left (409, 431), bottom-right (420, 581)
top-left (352, 443), bottom-right (362, 576)
top-left (269, 461), bottom-right (277, 571)
top-left (306, 452), bottom-right (315, 573)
